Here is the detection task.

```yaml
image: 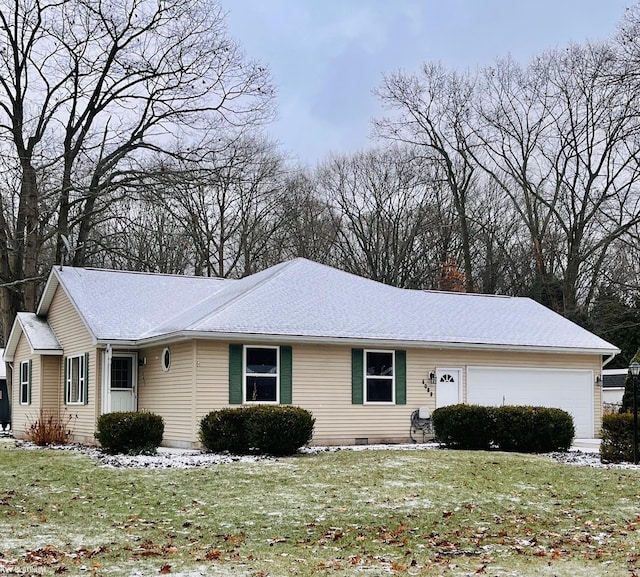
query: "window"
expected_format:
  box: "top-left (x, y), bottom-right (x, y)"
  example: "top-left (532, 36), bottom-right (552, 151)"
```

top-left (229, 344), bottom-right (292, 405)
top-left (19, 361), bottom-right (30, 405)
top-left (162, 348), bottom-right (171, 371)
top-left (244, 346), bottom-right (279, 403)
top-left (365, 350), bottom-right (394, 403)
top-left (66, 354), bottom-right (86, 405)
top-left (111, 357), bottom-right (133, 389)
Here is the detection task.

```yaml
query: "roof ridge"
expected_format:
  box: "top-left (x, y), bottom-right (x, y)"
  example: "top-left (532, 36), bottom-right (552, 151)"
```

top-left (139, 276), bottom-right (235, 338)
top-left (61, 266), bottom-right (220, 281)
top-left (143, 259), bottom-right (300, 337)
top-left (184, 259), bottom-right (300, 329)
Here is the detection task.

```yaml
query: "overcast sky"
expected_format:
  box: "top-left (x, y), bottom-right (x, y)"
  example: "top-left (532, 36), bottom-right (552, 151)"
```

top-left (220, 1), bottom-right (631, 165)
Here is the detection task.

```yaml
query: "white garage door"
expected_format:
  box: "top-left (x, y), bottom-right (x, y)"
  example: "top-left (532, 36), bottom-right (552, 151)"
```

top-left (466, 367), bottom-right (594, 438)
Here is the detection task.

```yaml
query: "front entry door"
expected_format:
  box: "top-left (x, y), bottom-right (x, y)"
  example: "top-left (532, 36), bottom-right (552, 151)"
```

top-left (106, 353), bottom-right (137, 413)
top-left (436, 368), bottom-right (462, 408)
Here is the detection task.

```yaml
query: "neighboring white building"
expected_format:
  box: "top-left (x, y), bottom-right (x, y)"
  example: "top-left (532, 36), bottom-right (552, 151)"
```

top-left (603, 368), bottom-right (627, 408)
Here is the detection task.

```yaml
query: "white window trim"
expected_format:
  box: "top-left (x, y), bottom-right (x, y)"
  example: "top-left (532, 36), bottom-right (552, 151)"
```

top-left (364, 349), bottom-right (395, 405)
top-left (19, 361), bottom-right (30, 406)
top-left (243, 345), bottom-right (280, 404)
top-left (66, 354), bottom-right (86, 405)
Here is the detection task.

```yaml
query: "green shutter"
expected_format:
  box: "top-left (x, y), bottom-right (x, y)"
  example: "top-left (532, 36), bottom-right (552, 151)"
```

top-left (27, 359), bottom-right (32, 405)
top-left (229, 344), bottom-right (243, 404)
top-left (351, 348), bottom-right (364, 404)
top-left (83, 352), bottom-right (89, 405)
top-left (395, 350), bottom-right (406, 405)
top-left (63, 356), bottom-right (68, 405)
top-left (279, 346), bottom-right (292, 404)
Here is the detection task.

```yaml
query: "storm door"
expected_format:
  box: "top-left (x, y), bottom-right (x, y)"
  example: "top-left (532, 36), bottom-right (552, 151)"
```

top-left (103, 351), bottom-right (138, 413)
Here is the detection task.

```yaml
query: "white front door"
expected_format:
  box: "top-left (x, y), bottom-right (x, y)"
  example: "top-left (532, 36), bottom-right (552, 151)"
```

top-left (102, 351), bottom-right (137, 413)
top-left (436, 368), bottom-right (462, 408)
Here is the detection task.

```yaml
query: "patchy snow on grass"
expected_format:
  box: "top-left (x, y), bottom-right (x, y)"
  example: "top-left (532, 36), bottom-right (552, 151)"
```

top-left (11, 438), bottom-right (640, 470)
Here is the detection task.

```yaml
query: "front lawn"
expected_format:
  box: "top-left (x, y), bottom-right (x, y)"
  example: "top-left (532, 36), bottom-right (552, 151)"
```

top-left (0, 443), bottom-right (639, 576)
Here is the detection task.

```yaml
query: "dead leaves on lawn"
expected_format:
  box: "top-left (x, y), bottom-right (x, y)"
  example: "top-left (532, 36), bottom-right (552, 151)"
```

top-left (0, 544), bottom-right (109, 575)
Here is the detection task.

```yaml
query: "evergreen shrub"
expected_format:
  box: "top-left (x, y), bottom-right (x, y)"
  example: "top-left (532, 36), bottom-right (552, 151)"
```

top-left (600, 413), bottom-right (634, 463)
top-left (432, 404), bottom-right (574, 452)
top-left (431, 404), bottom-right (495, 450)
top-left (493, 406), bottom-right (574, 452)
top-left (95, 411), bottom-right (164, 455)
top-left (199, 407), bottom-right (249, 454)
top-left (199, 405), bottom-right (315, 456)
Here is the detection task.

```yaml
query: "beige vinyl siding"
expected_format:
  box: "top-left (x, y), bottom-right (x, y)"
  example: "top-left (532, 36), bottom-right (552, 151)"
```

top-left (193, 340), bottom-right (228, 425)
top-left (424, 348), bottom-right (603, 436)
top-left (290, 344), bottom-right (604, 445)
top-left (186, 341), bottom-right (603, 447)
top-left (11, 333), bottom-right (39, 438)
top-left (41, 356), bottom-right (61, 413)
top-left (137, 342), bottom-right (196, 447)
top-left (47, 286), bottom-right (97, 443)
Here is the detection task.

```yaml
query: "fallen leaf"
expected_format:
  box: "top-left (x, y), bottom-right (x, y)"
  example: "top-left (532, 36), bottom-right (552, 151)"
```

top-left (205, 550), bottom-right (222, 560)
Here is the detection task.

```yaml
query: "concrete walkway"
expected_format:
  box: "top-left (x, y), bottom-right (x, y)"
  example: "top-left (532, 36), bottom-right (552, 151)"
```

top-left (571, 438), bottom-right (601, 452)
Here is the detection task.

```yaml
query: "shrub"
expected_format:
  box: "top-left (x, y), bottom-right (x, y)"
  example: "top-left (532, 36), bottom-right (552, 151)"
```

top-left (245, 405), bottom-right (315, 456)
top-left (432, 404), bottom-right (495, 450)
top-left (600, 413), bottom-right (634, 463)
top-left (95, 411), bottom-right (164, 455)
top-left (199, 408), bottom-right (249, 454)
top-left (493, 406), bottom-right (574, 453)
top-left (25, 409), bottom-right (73, 445)
top-left (432, 404), bottom-right (574, 453)
top-left (199, 405), bottom-right (315, 456)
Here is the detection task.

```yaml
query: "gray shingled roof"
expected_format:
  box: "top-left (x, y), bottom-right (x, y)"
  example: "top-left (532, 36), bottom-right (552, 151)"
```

top-left (49, 258), bottom-right (618, 354)
top-left (15, 312), bottom-right (62, 353)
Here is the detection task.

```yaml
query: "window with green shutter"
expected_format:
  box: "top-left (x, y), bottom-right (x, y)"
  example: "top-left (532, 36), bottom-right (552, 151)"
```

top-left (353, 348), bottom-right (406, 405)
top-left (229, 344), bottom-right (243, 404)
top-left (351, 348), bottom-right (364, 404)
top-left (395, 350), bottom-right (406, 405)
top-left (229, 345), bottom-right (292, 405)
top-left (280, 346), bottom-right (292, 404)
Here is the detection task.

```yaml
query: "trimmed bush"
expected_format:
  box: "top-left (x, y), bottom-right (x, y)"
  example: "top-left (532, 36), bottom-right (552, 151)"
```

top-left (493, 406), bottom-right (574, 453)
top-left (600, 413), bottom-right (634, 463)
top-left (432, 404), bottom-right (574, 453)
top-left (432, 404), bottom-right (495, 450)
top-left (199, 405), bottom-right (315, 456)
top-left (95, 411), bottom-right (164, 455)
top-left (245, 405), bottom-right (315, 456)
top-left (199, 407), bottom-right (250, 454)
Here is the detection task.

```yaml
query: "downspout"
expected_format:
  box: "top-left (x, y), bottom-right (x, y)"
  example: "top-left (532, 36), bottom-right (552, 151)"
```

top-left (602, 353), bottom-right (617, 368)
top-left (104, 344), bottom-right (112, 414)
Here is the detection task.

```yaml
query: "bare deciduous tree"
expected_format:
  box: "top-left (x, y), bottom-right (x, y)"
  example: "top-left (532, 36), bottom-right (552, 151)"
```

top-left (374, 63), bottom-right (478, 292)
top-left (0, 0), bottom-right (274, 343)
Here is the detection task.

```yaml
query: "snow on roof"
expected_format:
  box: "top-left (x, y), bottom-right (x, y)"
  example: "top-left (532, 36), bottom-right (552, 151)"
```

top-left (53, 267), bottom-right (229, 341)
top-left (183, 259), bottom-right (618, 352)
top-left (16, 313), bottom-right (62, 354)
top-left (52, 258), bottom-right (618, 353)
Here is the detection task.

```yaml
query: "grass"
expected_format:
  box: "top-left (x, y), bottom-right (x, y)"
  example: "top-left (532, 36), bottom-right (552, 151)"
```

top-left (1, 443), bottom-right (640, 576)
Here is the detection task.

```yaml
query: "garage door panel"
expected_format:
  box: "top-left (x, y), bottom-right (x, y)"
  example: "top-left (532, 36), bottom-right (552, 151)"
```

top-left (467, 367), bottom-right (593, 438)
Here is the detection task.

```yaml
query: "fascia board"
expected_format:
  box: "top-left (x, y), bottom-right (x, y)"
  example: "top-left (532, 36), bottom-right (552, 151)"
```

top-left (97, 331), bottom-right (620, 357)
